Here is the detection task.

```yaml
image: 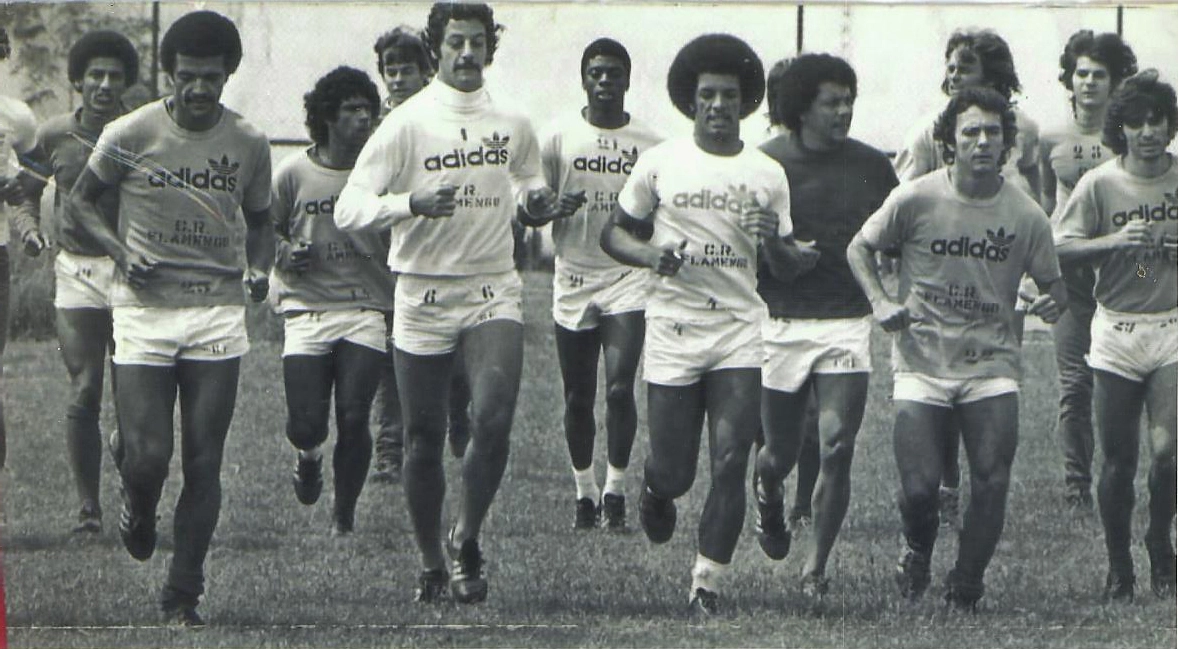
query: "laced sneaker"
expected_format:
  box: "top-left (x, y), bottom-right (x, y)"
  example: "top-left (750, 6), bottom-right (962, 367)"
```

top-left (638, 484), bottom-right (676, 544)
top-left (118, 487), bottom-right (156, 561)
top-left (688, 587), bottom-right (720, 618)
top-left (292, 454), bottom-right (323, 505)
top-left (600, 493), bottom-right (626, 531)
top-left (331, 506), bottom-right (355, 537)
top-left (895, 545), bottom-right (932, 601)
top-left (369, 453), bottom-right (402, 485)
top-left (1103, 569), bottom-right (1136, 603)
top-left (755, 492), bottom-right (791, 560)
top-left (944, 569), bottom-right (984, 612)
top-left (449, 533), bottom-right (488, 604)
top-left (162, 603), bottom-right (206, 628)
top-left (787, 508), bottom-right (813, 534)
top-left (800, 573), bottom-right (830, 604)
top-left (1064, 488), bottom-right (1093, 510)
top-left (938, 487), bottom-right (960, 529)
top-left (1145, 535), bottom-right (1177, 598)
top-left (573, 497), bottom-right (599, 530)
top-left (72, 504), bottom-right (102, 535)
top-left (414, 568), bottom-right (450, 603)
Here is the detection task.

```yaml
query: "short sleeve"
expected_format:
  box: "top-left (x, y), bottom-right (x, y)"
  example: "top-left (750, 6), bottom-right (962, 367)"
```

top-left (242, 134), bottom-right (272, 213)
top-left (616, 148), bottom-right (659, 221)
top-left (1025, 206), bottom-right (1062, 284)
top-left (1053, 173), bottom-right (1099, 243)
top-left (857, 190), bottom-right (906, 252)
top-left (88, 121), bottom-right (132, 185)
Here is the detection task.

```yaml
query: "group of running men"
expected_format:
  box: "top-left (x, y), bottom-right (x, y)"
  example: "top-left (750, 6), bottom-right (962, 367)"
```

top-left (0, 3), bottom-right (1173, 626)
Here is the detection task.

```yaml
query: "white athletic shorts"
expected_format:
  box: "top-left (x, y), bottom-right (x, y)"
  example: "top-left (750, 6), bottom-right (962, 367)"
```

top-left (1087, 305), bottom-right (1178, 382)
top-left (393, 270), bottom-right (523, 356)
top-left (762, 315), bottom-right (872, 392)
top-left (644, 315), bottom-right (762, 387)
top-left (552, 260), bottom-right (648, 331)
top-left (283, 308), bottom-right (386, 357)
top-left (893, 372), bottom-right (1019, 408)
top-left (112, 304), bottom-right (249, 366)
top-left (54, 250), bottom-right (116, 310)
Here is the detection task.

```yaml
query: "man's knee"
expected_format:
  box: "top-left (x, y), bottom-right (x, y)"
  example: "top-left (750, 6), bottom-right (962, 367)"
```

top-left (66, 402), bottom-right (100, 426)
top-left (820, 436), bottom-right (856, 473)
top-left (603, 380), bottom-right (636, 412)
top-left (646, 459), bottom-right (695, 499)
top-left (711, 443), bottom-right (751, 487)
top-left (335, 400), bottom-right (373, 439)
top-left (563, 384), bottom-right (596, 420)
top-left (122, 443), bottom-right (170, 488)
top-left (286, 413), bottom-right (329, 450)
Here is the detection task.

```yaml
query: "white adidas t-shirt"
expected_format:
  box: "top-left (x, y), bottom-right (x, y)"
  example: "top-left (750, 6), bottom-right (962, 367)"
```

top-left (0, 95), bottom-right (37, 247)
top-left (617, 137), bottom-right (791, 324)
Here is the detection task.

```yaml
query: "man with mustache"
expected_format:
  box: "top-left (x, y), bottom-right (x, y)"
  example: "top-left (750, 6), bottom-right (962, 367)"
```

top-left (336, 2), bottom-right (560, 604)
top-left (521, 38), bottom-right (662, 532)
top-left (848, 87), bottom-right (1066, 611)
top-left (12, 30), bottom-right (139, 536)
top-left (272, 66), bottom-right (389, 537)
top-left (367, 24), bottom-right (472, 486)
top-left (1054, 70), bottom-right (1178, 602)
top-left (754, 53), bottom-right (897, 602)
top-left (68, 10), bottom-right (274, 626)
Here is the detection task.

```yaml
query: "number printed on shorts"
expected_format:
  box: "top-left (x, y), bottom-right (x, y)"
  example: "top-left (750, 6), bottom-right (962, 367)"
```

top-left (422, 288), bottom-right (438, 305)
top-left (1113, 321), bottom-right (1136, 334)
top-left (568, 273), bottom-right (585, 288)
top-left (481, 284), bottom-right (495, 301)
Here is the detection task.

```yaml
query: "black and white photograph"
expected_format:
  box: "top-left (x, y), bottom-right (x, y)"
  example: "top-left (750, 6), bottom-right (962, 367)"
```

top-left (0, 1), bottom-right (1175, 647)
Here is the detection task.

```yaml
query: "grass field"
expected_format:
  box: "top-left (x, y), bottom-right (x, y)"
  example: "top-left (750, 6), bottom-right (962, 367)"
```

top-left (1, 271), bottom-right (1175, 648)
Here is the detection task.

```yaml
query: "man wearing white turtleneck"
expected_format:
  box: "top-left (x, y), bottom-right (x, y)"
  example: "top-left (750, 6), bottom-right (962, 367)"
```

top-left (335, 2), bottom-right (559, 605)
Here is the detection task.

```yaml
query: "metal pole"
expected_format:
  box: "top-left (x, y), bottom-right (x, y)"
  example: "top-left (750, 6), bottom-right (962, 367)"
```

top-left (151, 1), bottom-right (160, 96)
top-left (1116, 5), bottom-right (1123, 37)
top-left (796, 4), bottom-right (804, 55)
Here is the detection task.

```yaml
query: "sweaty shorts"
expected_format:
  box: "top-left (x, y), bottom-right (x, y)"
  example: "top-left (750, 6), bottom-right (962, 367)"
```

top-left (762, 315), bottom-right (872, 392)
top-left (283, 308), bottom-right (386, 357)
top-left (393, 270), bottom-right (523, 356)
top-left (552, 259), bottom-right (648, 331)
top-left (644, 314), bottom-right (762, 387)
top-left (54, 250), bottom-right (116, 310)
top-left (1087, 305), bottom-right (1178, 383)
top-left (112, 305), bottom-right (249, 366)
top-left (892, 372), bottom-right (1019, 408)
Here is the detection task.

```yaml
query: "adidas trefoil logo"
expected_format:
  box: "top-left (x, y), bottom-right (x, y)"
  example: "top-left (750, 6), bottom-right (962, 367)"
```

top-left (985, 227), bottom-right (1016, 248)
top-left (208, 155), bottom-right (240, 176)
top-left (482, 132), bottom-right (510, 150)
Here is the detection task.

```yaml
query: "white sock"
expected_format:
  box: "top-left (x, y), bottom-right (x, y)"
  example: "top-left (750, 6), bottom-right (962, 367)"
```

top-left (603, 464), bottom-right (627, 497)
top-left (299, 446), bottom-right (322, 461)
top-left (573, 465), bottom-right (598, 501)
top-left (690, 553), bottom-right (727, 600)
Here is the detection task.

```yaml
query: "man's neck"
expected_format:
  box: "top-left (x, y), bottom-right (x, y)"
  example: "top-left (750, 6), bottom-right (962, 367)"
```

top-left (1123, 152), bottom-right (1172, 179)
top-left (1073, 102), bottom-right (1106, 131)
top-left (441, 79), bottom-right (482, 94)
top-left (797, 127), bottom-right (838, 153)
top-left (584, 104), bottom-right (628, 129)
top-left (695, 132), bottom-right (742, 156)
top-left (79, 107), bottom-right (119, 133)
top-left (948, 165), bottom-right (1002, 199)
top-left (314, 140), bottom-right (361, 170)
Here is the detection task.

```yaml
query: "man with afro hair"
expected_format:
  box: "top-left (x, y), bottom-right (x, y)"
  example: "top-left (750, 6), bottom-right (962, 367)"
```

top-left (68, 10), bottom-right (273, 626)
top-left (12, 29), bottom-right (139, 537)
top-left (601, 33), bottom-right (812, 616)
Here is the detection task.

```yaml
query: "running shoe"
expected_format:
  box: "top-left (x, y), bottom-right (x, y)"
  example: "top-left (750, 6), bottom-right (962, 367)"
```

top-left (448, 531), bottom-right (488, 604)
top-left (895, 545), bottom-right (932, 601)
top-left (414, 568), bottom-right (450, 603)
top-left (292, 454), bottom-right (323, 505)
top-left (1146, 535), bottom-right (1177, 598)
top-left (600, 493), bottom-right (626, 531)
top-left (800, 573), bottom-right (830, 603)
top-left (162, 603), bottom-right (205, 627)
top-left (118, 487), bottom-right (156, 561)
top-left (754, 474), bottom-right (790, 560)
top-left (944, 568), bottom-right (984, 612)
top-left (638, 484), bottom-right (676, 544)
top-left (573, 497), bottom-right (599, 530)
top-left (72, 504), bottom-right (102, 535)
top-left (1103, 570), bottom-right (1136, 603)
top-left (688, 587), bottom-right (719, 618)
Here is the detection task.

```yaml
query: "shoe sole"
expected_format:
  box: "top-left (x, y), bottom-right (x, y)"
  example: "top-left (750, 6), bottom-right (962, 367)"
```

top-left (451, 579), bottom-right (488, 604)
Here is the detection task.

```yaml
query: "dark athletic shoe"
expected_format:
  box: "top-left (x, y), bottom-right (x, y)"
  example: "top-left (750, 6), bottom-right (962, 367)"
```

top-left (688, 587), bottom-right (720, 618)
top-left (292, 454), bottom-right (323, 505)
top-left (800, 573), bottom-right (830, 604)
top-left (414, 569), bottom-right (450, 603)
top-left (1146, 535), bottom-right (1177, 598)
top-left (755, 496), bottom-right (791, 561)
top-left (118, 488), bottom-right (156, 561)
top-left (449, 532), bottom-right (488, 604)
top-left (787, 508), bottom-right (813, 534)
top-left (72, 504), bottom-right (102, 535)
top-left (600, 493), bottom-right (626, 531)
top-left (369, 453), bottom-right (402, 485)
top-left (944, 569), bottom-right (984, 612)
top-left (1103, 570), bottom-right (1136, 602)
top-left (895, 545), bottom-right (932, 601)
top-left (162, 603), bottom-right (206, 628)
top-left (638, 484), bottom-right (676, 544)
top-left (573, 497), bottom-right (599, 530)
